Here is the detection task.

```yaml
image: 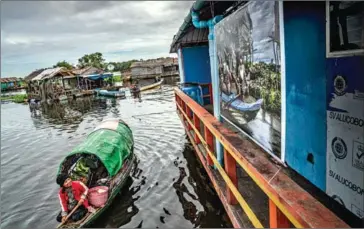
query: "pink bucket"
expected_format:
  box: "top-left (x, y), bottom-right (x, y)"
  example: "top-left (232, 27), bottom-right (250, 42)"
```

top-left (88, 186), bottom-right (109, 207)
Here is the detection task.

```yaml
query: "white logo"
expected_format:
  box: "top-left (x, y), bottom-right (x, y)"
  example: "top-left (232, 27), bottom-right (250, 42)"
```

top-left (334, 75), bottom-right (347, 96)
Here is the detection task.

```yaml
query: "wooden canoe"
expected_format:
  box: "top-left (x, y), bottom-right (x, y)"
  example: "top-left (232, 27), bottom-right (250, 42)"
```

top-left (56, 119), bottom-right (136, 228)
top-left (140, 79), bottom-right (164, 92)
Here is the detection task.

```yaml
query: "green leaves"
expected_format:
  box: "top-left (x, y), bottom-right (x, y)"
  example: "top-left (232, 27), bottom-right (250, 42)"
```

top-left (77, 52), bottom-right (106, 69)
top-left (53, 60), bottom-right (74, 70)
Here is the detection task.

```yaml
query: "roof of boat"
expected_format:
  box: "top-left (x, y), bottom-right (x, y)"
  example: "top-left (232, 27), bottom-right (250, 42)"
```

top-left (57, 119), bottom-right (133, 177)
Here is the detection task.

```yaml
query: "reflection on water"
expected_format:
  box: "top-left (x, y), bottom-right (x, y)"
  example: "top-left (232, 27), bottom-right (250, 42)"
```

top-left (1, 86), bottom-right (231, 228)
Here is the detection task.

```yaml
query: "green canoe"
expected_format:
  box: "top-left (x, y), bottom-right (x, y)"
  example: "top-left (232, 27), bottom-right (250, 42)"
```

top-left (57, 119), bottom-right (137, 228)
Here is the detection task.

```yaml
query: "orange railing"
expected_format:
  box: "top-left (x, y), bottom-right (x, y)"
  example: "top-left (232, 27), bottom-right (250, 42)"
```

top-left (174, 87), bottom-right (349, 228)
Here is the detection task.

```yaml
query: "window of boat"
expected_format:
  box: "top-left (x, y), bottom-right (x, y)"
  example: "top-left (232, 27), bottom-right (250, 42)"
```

top-left (326, 1), bottom-right (364, 57)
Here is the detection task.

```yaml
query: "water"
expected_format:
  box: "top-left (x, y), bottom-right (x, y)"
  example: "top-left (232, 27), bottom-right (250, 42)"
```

top-left (1, 86), bottom-right (231, 228)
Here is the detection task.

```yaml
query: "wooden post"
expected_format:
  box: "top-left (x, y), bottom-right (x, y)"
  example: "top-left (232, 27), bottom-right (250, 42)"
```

top-left (175, 94), bottom-right (180, 111)
top-left (224, 149), bottom-right (237, 205)
top-left (193, 114), bottom-right (201, 144)
top-left (61, 76), bottom-right (65, 89)
top-left (186, 106), bottom-right (192, 131)
top-left (269, 199), bottom-right (290, 228)
top-left (182, 101), bottom-right (187, 126)
top-left (204, 126), bottom-right (214, 166)
top-left (208, 83), bottom-right (213, 105)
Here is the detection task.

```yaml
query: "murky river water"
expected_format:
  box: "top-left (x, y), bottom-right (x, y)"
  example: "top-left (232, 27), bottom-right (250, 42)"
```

top-left (1, 86), bottom-right (232, 228)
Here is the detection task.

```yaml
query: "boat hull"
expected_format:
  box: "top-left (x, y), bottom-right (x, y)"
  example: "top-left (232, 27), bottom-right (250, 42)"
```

top-left (95, 89), bottom-right (126, 98)
top-left (140, 79), bottom-right (164, 92)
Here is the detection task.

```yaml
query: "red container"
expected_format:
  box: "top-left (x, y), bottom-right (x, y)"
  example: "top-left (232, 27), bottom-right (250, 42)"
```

top-left (88, 186), bottom-right (109, 207)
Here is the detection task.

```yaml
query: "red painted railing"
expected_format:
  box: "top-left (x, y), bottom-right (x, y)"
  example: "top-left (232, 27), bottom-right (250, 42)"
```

top-left (175, 87), bottom-right (349, 228)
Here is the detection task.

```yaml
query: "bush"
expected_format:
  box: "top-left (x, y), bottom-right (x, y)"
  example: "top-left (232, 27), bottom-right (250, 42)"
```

top-left (0, 94), bottom-right (28, 103)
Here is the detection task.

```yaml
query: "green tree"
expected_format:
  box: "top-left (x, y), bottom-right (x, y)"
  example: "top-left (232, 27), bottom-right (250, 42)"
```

top-left (78, 52), bottom-right (105, 69)
top-left (53, 60), bottom-right (74, 70)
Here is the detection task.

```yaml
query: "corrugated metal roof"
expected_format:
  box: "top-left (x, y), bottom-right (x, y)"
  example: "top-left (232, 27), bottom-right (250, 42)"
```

top-left (32, 67), bottom-right (64, 81)
top-left (131, 58), bottom-right (178, 68)
top-left (31, 67), bottom-right (74, 81)
top-left (24, 68), bottom-right (46, 81)
top-left (72, 66), bottom-right (103, 76)
top-left (0, 77), bottom-right (21, 83)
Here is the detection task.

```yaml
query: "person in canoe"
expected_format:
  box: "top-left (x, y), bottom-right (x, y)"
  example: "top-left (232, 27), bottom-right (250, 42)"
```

top-left (56, 174), bottom-right (96, 223)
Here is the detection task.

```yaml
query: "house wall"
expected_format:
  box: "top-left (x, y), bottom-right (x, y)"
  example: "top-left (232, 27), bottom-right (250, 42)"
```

top-left (64, 78), bottom-right (78, 89)
top-left (131, 66), bottom-right (163, 77)
top-left (283, 1), bottom-right (327, 191)
top-left (181, 46), bottom-right (211, 84)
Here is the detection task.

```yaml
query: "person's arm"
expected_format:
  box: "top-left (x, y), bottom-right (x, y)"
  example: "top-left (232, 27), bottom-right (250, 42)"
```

top-left (58, 191), bottom-right (68, 217)
top-left (75, 181), bottom-right (89, 202)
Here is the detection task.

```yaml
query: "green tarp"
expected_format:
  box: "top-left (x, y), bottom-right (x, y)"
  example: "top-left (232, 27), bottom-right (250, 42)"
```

top-left (58, 122), bottom-right (133, 177)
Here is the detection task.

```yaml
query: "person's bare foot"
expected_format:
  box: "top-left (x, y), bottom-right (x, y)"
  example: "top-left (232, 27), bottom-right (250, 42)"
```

top-left (87, 206), bottom-right (96, 213)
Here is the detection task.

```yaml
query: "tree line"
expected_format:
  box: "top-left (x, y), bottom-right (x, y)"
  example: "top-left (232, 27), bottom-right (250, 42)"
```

top-left (53, 52), bottom-right (138, 72)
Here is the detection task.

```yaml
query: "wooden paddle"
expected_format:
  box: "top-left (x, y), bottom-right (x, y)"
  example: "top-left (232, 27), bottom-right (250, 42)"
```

top-left (57, 202), bottom-right (82, 228)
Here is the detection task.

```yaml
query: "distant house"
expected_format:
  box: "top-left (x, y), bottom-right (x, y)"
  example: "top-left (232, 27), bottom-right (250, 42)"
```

top-left (130, 61), bottom-right (163, 79)
top-left (0, 77), bottom-right (24, 91)
top-left (26, 67), bottom-right (75, 100)
top-left (130, 57), bottom-right (179, 85)
top-left (71, 66), bottom-right (109, 90)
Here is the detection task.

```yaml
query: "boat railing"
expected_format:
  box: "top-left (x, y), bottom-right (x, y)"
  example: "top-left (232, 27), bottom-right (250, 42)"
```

top-left (174, 87), bottom-right (349, 228)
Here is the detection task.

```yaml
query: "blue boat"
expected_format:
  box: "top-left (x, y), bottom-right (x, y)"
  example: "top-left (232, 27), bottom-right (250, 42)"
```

top-left (95, 89), bottom-right (126, 98)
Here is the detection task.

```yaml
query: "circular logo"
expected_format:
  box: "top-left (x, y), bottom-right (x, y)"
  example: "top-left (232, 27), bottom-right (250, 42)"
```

top-left (331, 137), bottom-right (347, 159)
top-left (332, 194), bottom-right (346, 207)
top-left (334, 75), bottom-right (347, 96)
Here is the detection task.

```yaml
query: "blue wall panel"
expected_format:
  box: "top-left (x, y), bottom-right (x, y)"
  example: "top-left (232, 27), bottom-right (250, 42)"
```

top-left (284, 2), bottom-right (327, 191)
top-left (181, 46), bottom-right (211, 84)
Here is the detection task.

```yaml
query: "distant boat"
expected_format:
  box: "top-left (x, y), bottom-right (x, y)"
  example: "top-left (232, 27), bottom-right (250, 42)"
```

top-left (140, 79), bottom-right (164, 92)
top-left (95, 89), bottom-right (126, 98)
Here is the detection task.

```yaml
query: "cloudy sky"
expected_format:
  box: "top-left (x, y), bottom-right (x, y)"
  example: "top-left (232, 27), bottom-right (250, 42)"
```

top-left (1, 1), bottom-right (193, 77)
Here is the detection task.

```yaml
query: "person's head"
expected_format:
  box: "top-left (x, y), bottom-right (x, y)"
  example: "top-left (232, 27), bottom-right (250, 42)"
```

top-left (56, 174), bottom-right (72, 188)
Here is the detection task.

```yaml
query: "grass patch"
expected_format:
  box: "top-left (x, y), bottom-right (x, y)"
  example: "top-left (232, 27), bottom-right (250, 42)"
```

top-left (0, 94), bottom-right (28, 103)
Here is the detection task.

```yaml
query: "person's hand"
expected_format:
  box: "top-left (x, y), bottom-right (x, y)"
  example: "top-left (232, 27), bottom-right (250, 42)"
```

top-left (79, 198), bottom-right (84, 204)
top-left (61, 216), bottom-right (67, 223)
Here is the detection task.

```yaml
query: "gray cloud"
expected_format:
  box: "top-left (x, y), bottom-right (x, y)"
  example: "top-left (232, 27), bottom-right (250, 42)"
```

top-left (1, 1), bottom-right (193, 77)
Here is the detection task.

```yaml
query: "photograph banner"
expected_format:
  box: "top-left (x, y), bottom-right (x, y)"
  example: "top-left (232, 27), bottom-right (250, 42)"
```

top-left (215, 1), bottom-right (281, 157)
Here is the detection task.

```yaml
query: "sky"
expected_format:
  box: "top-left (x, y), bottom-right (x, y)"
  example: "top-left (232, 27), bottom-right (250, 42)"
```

top-left (1, 1), bottom-right (193, 77)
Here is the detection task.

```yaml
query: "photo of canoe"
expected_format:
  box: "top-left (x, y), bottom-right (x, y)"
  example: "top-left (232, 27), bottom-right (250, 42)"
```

top-left (221, 92), bottom-right (263, 112)
top-left (56, 119), bottom-right (136, 228)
